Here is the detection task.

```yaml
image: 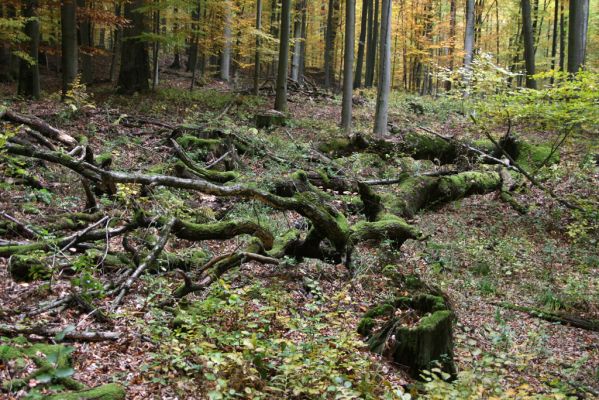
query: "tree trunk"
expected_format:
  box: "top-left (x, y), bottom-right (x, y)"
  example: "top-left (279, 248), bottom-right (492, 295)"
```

top-left (61, 0), bottom-right (78, 98)
top-left (341, 0), bottom-right (355, 133)
top-left (18, 0), bottom-right (40, 99)
top-left (274, 0), bottom-right (291, 112)
top-left (298, 1), bottom-right (307, 84)
top-left (77, 0), bottom-right (93, 84)
top-left (117, 0), bottom-right (150, 94)
top-left (365, 0), bottom-right (379, 87)
top-left (152, 6), bottom-right (160, 89)
top-left (354, 0), bottom-right (369, 89)
top-left (464, 0), bottom-right (475, 69)
top-left (373, 0), bottom-right (391, 136)
top-left (254, 0), bottom-right (262, 95)
top-left (445, 0), bottom-right (457, 91)
top-left (324, 0), bottom-right (340, 89)
top-left (187, 2), bottom-right (200, 74)
top-left (522, 0), bottom-right (537, 88)
top-left (549, 0), bottom-right (559, 84)
top-left (109, 2), bottom-right (122, 83)
top-left (221, 0), bottom-right (232, 81)
top-left (559, 0), bottom-right (565, 72)
top-left (291, 2), bottom-right (302, 81)
top-left (567, 0), bottom-right (589, 73)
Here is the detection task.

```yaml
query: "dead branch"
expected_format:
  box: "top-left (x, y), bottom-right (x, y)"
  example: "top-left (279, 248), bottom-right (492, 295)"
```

top-left (111, 218), bottom-right (176, 310)
top-left (0, 323), bottom-right (121, 341)
top-left (2, 109), bottom-right (78, 148)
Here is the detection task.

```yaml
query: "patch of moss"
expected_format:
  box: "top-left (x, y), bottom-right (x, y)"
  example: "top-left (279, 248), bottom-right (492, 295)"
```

top-left (177, 135), bottom-right (221, 150)
top-left (45, 383), bottom-right (126, 400)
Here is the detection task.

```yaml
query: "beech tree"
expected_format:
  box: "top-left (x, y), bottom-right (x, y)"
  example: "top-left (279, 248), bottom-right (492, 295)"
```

top-left (17, 0), bottom-right (40, 99)
top-left (341, 0), bottom-right (355, 133)
top-left (117, 0), bottom-right (150, 94)
top-left (274, 0), bottom-right (291, 112)
top-left (522, 0), bottom-right (537, 88)
top-left (373, 0), bottom-right (391, 136)
top-left (568, 0), bottom-right (590, 73)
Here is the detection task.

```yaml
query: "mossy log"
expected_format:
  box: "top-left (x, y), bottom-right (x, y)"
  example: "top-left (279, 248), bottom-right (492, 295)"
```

top-left (135, 213), bottom-right (274, 251)
top-left (44, 384), bottom-right (126, 400)
top-left (360, 294), bottom-right (456, 378)
top-left (9, 253), bottom-right (52, 282)
top-left (317, 132), bottom-right (559, 171)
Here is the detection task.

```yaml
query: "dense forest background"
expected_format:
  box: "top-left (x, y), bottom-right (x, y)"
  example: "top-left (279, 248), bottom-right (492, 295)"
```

top-left (0, 0), bottom-right (598, 399)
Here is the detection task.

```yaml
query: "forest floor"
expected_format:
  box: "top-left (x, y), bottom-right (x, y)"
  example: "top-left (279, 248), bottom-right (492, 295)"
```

top-left (0, 72), bottom-right (598, 399)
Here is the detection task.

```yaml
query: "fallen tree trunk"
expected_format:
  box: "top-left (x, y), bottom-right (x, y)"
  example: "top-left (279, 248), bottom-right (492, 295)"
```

top-left (0, 323), bottom-right (122, 341)
top-left (495, 302), bottom-right (599, 332)
top-left (2, 108), bottom-right (78, 148)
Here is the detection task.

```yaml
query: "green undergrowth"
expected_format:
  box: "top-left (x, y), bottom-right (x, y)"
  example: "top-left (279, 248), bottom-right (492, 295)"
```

top-left (142, 279), bottom-right (410, 399)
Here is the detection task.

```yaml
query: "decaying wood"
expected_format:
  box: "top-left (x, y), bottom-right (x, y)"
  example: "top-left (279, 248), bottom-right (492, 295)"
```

top-left (111, 218), bottom-right (176, 310)
top-left (1, 109), bottom-right (78, 147)
top-left (494, 302), bottom-right (599, 332)
top-left (0, 323), bottom-right (122, 341)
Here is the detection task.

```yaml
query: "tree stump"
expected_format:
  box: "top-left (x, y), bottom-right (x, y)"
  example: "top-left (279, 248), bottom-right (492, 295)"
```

top-left (256, 110), bottom-right (287, 129)
top-left (358, 294), bottom-right (456, 379)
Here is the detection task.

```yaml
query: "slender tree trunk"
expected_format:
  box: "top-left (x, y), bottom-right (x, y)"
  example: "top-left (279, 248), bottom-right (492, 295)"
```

top-left (221, 0), bottom-right (232, 82)
top-left (549, 0), bottom-right (559, 83)
top-left (464, 0), bottom-right (475, 69)
top-left (61, 0), bottom-right (78, 98)
top-left (18, 0), bottom-right (40, 98)
top-left (341, 0), bottom-right (355, 133)
top-left (275, 0), bottom-right (291, 112)
top-left (445, 0), bottom-right (457, 90)
top-left (187, 1), bottom-right (200, 73)
top-left (152, 7), bottom-right (160, 89)
top-left (558, 0), bottom-right (565, 72)
top-left (365, 0), bottom-right (379, 87)
top-left (254, 0), bottom-right (262, 95)
top-left (324, 0), bottom-right (340, 89)
top-left (117, 0), bottom-right (150, 94)
top-left (109, 2), bottom-right (122, 83)
top-left (373, 0), bottom-right (391, 136)
top-left (522, 0), bottom-right (537, 88)
top-left (354, 0), bottom-right (369, 89)
top-left (291, 2), bottom-right (302, 81)
top-left (298, 1), bottom-right (307, 84)
top-left (567, 0), bottom-right (589, 73)
top-left (77, 0), bottom-right (93, 84)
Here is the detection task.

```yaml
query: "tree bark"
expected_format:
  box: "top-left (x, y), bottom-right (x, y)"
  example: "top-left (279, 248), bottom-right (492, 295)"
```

top-left (298, 0), bottom-right (307, 84)
top-left (17, 0), bottom-right (40, 99)
top-left (291, 2), bottom-right (302, 81)
top-left (274, 0), bottom-right (291, 112)
top-left (446, 0), bottom-right (457, 90)
top-left (354, 0), bottom-right (370, 89)
top-left (365, 0), bottom-right (378, 87)
top-left (522, 0), bottom-right (538, 88)
top-left (324, 0), bottom-right (340, 89)
top-left (464, 0), bottom-right (475, 70)
top-left (373, 0), bottom-right (391, 136)
top-left (549, 0), bottom-right (559, 84)
top-left (567, 0), bottom-right (589, 73)
top-left (221, 0), bottom-right (232, 81)
top-left (254, 0), bottom-right (262, 95)
top-left (117, 0), bottom-right (150, 94)
top-left (341, 0), bottom-right (355, 133)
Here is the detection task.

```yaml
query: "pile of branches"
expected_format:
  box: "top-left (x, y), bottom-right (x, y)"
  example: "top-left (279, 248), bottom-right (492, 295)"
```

top-left (2, 104), bottom-right (592, 342)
